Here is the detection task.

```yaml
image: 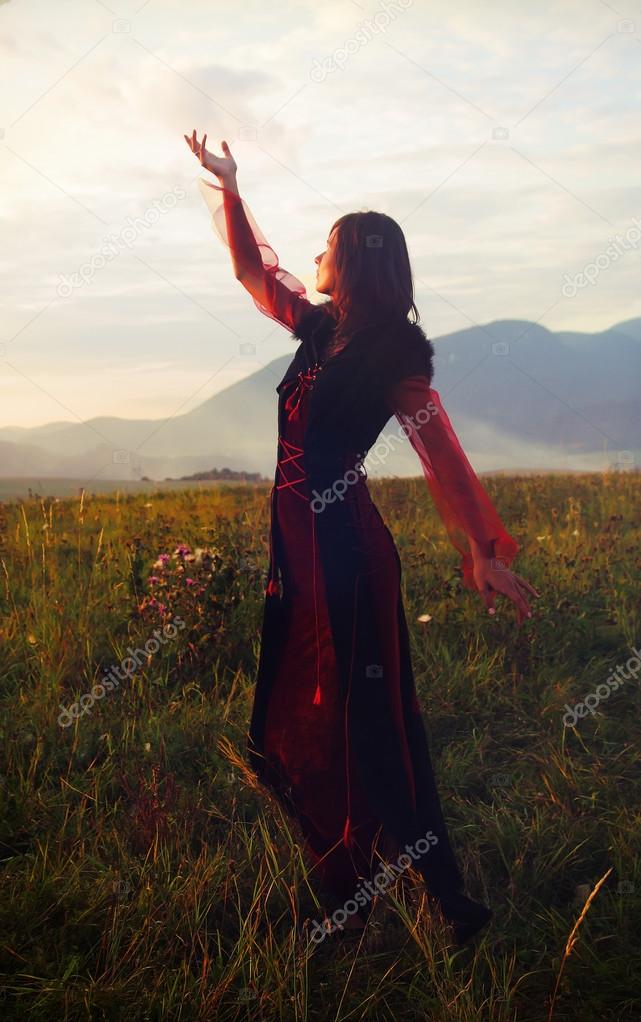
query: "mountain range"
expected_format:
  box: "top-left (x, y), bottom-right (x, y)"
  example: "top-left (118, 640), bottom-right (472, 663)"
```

top-left (1, 316), bottom-right (639, 483)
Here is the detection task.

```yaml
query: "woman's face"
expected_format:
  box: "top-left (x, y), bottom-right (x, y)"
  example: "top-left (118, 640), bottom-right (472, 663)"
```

top-left (315, 227), bottom-right (337, 295)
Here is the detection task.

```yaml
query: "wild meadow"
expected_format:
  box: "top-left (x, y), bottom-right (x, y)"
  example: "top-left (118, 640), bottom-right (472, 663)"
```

top-left (0, 471), bottom-right (639, 1021)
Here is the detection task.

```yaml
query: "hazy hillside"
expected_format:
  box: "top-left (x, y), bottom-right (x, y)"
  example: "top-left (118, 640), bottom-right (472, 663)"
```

top-left (1, 316), bottom-right (639, 481)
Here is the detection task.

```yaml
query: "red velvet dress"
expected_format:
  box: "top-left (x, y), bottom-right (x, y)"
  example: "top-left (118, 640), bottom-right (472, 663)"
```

top-left (264, 362), bottom-right (420, 902)
top-left (198, 176), bottom-right (520, 912)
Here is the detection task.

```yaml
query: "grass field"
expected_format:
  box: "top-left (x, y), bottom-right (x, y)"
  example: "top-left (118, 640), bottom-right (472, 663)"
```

top-left (0, 471), bottom-right (639, 1021)
top-left (0, 478), bottom-right (273, 501)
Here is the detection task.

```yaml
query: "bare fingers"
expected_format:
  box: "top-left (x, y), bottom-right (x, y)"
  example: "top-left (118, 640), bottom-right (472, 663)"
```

top-left (183, 129), bottom-right (198, 153)
top-left (183, 128), bottom-right (199, 153)
top-left (511, 572), bottom-right (541, 599)
top-left (491, 575), bottom-right (532, 623)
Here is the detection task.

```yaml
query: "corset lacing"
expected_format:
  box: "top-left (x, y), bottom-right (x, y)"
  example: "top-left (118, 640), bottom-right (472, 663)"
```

top-left (283, 363), bottom-right (323, 421)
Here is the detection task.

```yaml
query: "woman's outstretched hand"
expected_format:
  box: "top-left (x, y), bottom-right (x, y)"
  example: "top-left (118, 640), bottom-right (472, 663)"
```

top-left (183, 131), bottom-right (237, 179)
top-left (472, 558), bottom-right (540, 625)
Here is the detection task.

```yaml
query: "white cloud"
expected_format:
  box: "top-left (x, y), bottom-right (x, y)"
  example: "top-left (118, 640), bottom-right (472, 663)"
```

top-left (1, 0), bottom-right (640, 431)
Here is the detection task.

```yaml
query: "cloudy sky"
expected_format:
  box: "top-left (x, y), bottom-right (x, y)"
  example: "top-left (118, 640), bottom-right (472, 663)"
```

top-left (1, 0), bottom-right (640, 428)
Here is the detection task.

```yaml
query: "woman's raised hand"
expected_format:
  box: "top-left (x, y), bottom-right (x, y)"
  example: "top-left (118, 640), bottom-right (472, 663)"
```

top-left (183, 131), bottom-right (237, 179)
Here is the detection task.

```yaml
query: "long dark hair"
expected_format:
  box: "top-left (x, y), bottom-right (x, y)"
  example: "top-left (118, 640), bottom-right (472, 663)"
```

top-left (319, 209), bottom-right (421, 350)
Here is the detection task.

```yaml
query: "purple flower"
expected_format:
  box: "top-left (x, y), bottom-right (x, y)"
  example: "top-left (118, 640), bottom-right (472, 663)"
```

top-left (148, 575), bottom-right (160, 585)
top-left (174, 544), bottom-right (191, 558)
top-left (185, 577), bottom-right (196, 586)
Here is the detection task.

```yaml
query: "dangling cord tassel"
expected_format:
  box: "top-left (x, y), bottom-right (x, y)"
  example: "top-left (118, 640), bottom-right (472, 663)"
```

top-left (311, 506), bottom-right (322, 705)
top-left (342, 570), bottom-right (362, 851)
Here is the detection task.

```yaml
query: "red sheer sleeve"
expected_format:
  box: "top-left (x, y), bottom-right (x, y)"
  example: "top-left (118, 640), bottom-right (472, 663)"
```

top-left (197, 177), bottom-right (315, 334)
top-left (388, 375), bottom-right (520, 591)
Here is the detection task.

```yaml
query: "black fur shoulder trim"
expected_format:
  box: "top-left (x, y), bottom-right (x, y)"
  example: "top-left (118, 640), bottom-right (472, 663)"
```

top-left (403, 320), bottom-right (435, 386)
top-left (290, 301), bottom-right (334, 342)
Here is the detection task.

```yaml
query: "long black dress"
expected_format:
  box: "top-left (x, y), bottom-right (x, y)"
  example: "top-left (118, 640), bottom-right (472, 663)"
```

top-left (198, 176), bottom-right (520, 927)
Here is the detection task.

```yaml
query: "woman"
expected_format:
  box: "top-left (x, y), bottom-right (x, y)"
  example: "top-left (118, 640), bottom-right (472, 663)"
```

top-left (184, 132), bottom-right (540, 945)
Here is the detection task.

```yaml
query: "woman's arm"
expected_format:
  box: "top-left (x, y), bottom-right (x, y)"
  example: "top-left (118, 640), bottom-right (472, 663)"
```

top-left (185, 133), bottom-right (315, 333)
top-left (388, 375), bottom-right (539, 621)
top-left (199, 174), bottom-right (315, 333)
